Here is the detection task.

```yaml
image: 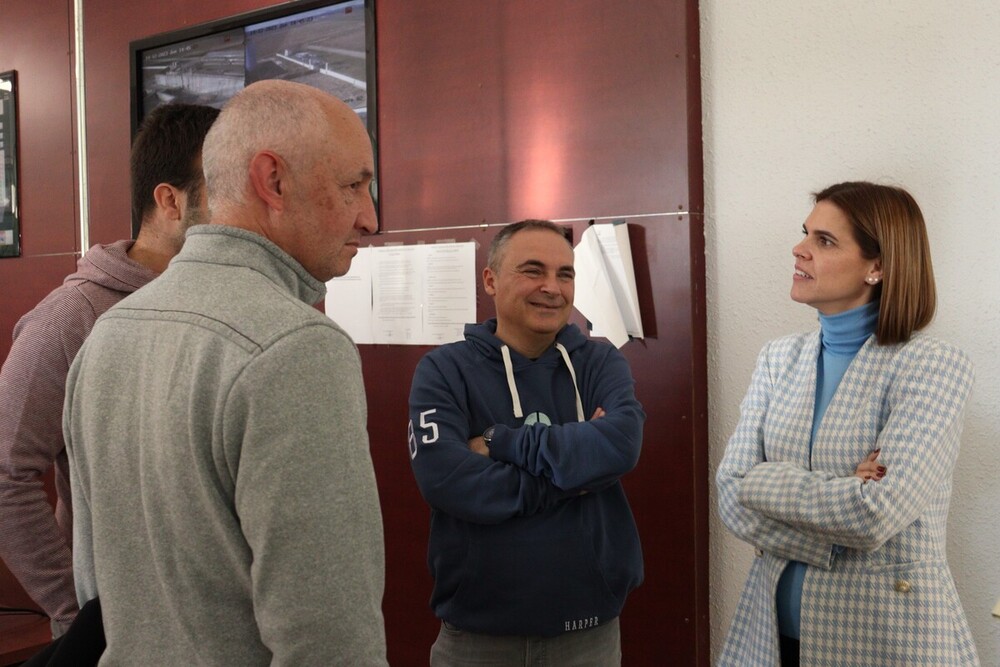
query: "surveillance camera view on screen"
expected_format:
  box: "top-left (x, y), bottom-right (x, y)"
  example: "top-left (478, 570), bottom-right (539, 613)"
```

top-left (140, 0), bottom-right (367, 122)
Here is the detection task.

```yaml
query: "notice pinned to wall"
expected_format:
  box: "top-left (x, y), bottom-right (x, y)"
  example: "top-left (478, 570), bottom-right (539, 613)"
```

top-left (325, 241), bottom-right (477, 346)
top-left (573, 222), bottom-right (643, 348)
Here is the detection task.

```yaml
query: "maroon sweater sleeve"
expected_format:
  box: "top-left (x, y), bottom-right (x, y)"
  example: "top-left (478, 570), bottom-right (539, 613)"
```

top-left (0, 288), bottom-right (97, 628)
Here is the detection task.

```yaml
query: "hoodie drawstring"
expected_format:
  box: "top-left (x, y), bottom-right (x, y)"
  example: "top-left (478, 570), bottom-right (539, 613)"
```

top-left (500, 345), bottom-right (524, 418)
top-left (555, 343), bottom-right (585, 422)
top-left (500, 343), bottom-right (585, 423)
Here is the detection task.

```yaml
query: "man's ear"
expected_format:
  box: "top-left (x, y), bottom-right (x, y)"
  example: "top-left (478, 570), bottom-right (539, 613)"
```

top-left (152, 183), bottom-right (183, 221)
top-left (483, 266), bottom-right (497, 296)
top-left (248, 150), bottom-right (285, 212)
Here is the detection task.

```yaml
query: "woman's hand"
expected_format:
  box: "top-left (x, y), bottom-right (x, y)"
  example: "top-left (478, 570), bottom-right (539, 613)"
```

top-left (854, 449), bottom-right (886, 483)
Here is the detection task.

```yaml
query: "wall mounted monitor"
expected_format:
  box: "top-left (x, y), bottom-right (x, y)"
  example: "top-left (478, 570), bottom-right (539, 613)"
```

top-left (129, 0), bottom-right (377, 231)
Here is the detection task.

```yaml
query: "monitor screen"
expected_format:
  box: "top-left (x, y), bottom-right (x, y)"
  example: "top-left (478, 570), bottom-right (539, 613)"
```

top-left (133, 0), bottom-right (371, 119)
top-left (130, 0), bottom-right (377, 221)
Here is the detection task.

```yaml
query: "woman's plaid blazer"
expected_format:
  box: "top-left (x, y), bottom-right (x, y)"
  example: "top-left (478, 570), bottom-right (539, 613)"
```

top-left (716, 330), bottom-right (979, 666)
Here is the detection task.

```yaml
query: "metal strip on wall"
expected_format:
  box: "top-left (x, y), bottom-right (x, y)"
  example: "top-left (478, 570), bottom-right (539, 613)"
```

top-left (73, 0), bottom-right (89, 255)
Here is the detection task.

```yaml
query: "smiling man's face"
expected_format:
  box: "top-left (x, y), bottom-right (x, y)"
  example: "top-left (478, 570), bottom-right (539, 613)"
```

top-left (484, 228), bottom-right (575, 358)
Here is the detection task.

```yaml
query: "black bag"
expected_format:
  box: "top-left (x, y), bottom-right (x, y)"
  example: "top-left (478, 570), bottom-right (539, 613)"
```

top-left (21, 597), bottom-right (104, 667)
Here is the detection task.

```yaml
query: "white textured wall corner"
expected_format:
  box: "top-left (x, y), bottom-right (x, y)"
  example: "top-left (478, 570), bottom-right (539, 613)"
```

top-left (701, 0), bottom-right (1000, 663)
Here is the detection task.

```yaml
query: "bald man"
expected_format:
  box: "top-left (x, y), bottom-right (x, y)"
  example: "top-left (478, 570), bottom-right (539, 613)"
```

top-left (64, 81), bottom-right (386, 665)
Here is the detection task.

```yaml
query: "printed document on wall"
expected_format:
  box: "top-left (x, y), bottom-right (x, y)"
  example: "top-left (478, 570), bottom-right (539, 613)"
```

top-left (325, 247), bottom-right (373, 344)
top-left (422, 243), bottom-right (477, 344)
top-left (372, 245), bottom-right (423, 344)
top-left (325, 242), bottom-right (476, 345)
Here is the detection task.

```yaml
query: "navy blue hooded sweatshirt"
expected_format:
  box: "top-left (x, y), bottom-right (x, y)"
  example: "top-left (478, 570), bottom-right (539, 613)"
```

top-left (408, 320), bottom-right (645, 637)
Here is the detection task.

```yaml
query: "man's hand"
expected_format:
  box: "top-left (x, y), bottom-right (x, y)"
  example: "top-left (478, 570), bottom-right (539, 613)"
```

top-left (467, 408), bottom-right (604, 459)
top-left (468, 436), bottom-right (489, 457)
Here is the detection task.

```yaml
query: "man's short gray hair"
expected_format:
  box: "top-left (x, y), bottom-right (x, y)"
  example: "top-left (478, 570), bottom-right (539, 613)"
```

top-left (201, 81), bottom-right (330, 217)
top-left (486, 219), bottom-right (572, 272)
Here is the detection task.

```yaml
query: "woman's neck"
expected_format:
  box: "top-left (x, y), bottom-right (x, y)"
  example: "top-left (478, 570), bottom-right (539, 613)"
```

top-left (818, 299), bottom-right (879, 355)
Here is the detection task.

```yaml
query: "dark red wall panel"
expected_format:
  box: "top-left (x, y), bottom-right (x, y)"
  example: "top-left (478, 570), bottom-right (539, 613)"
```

top-left (377, 1), bottom-right (694, 230)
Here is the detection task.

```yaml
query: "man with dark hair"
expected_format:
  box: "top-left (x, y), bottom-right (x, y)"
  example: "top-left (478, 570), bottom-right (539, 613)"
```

top-left (129, 103), bottom-right (217, 239)
top-left (0, 102), bottom-right (218, 637)
top-left (408, 219), bottom-right (645, 666)
top-left (64, 81), bottom-right (386, 664)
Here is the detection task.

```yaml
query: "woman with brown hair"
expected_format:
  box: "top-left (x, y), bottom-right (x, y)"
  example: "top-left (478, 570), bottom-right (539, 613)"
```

top-left (716, 181), bottom-right (979, 666)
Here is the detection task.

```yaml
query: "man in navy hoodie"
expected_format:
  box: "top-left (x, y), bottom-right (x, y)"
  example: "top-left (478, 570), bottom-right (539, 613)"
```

top-left (408, 219), bottom-right (645, 666)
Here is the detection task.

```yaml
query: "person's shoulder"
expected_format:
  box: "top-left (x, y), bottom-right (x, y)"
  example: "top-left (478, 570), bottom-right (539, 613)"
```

top-left (887, 332), bottom-right (973, 376)
top-left (571, 337), bottom-right (625, 372)
top-left (411, 340), bottom-right (484, 389)
top-left (421, 338), bottom-right (476, 365)
top-left (899, 331), bottom-right (965, 354)
top-left (554, 324), bottom-right (618, 359)
top-left (574, 334), bottom-right (615, 352)
top-left (199, 272), bottom-right (340, 351)
top-left (311, 314), bottom-right (362, 352)
top-left (271, 307), bottom-right (355, 349)
top-left (760, 330), bottom-right (817, 362)
top-left (247, 317), bottom-right (363, 384)
top-left (13, 280), bottom-right (104, 340)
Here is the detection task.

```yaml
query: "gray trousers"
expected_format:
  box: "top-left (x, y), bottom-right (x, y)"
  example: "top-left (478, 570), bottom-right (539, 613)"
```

top-left (430, 617), bottom-right (621, 667)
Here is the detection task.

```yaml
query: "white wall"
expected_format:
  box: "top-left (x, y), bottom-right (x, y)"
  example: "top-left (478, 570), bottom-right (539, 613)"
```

top-left (701, 1), bottom-right (1000, 663)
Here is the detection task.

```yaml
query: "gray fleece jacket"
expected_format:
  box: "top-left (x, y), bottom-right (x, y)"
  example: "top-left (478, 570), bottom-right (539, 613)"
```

top-left (64, 225), bottom-right (387, 665)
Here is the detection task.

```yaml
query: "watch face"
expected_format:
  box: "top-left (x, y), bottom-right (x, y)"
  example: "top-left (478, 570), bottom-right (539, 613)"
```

top-left (483, 426), bottom-right (496, 443)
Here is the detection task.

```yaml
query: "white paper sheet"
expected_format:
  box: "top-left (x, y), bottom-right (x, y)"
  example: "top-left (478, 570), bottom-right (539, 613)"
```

top-left (422, 243), bottom-right (477, 344)
top-left (372, 245), bottom-right (423, 344)
top-left (574, 227), bottom-right (630, 348)
top-left (572, 223), bottom-right (644, 348)
top-left (325, 247), bottom-right (373, 343)
top-left (592, 223), bottom-right (643, 338)
top-left (324, 242), bottom-right (477, 346)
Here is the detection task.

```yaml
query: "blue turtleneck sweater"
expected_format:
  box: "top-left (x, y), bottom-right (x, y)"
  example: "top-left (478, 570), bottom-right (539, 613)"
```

top-left (776, 299), bottom-right (880, 639)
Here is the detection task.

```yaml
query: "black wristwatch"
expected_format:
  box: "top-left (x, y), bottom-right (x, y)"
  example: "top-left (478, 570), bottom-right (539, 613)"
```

top-left (482, 425), bottom-right (496, 446)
